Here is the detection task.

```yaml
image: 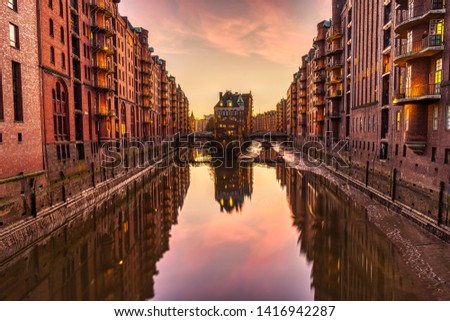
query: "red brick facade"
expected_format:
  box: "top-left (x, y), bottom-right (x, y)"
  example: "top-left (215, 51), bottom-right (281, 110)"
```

top-left (0, 0), bottom-right (44, 179)
top-left (283, 0), bottom-right (450, 226)
top-left (0, 0), bottom-right (191, 227)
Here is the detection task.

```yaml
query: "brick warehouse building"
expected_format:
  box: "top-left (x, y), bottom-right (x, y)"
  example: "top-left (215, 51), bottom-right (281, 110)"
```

top-left (0, 0), bottom-right (44, 180)
top-left (0, 0), bottom-right (191, 227)
top-left (214, 91), bottom-right (253, 143)
top-left (281, 0), bottom-right (450, 228)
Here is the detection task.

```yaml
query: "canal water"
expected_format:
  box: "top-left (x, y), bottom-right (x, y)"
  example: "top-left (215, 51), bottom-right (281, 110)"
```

top-left (0, 157), bottom-right (424, 300)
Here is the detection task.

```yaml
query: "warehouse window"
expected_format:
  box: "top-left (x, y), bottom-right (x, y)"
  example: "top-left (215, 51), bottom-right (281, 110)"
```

top-left (12, 61), bottom-right (23, 121)
top-left (8, 0), bottom-right (18, 11)
top-left (9, 23), bottom-right (19, 49)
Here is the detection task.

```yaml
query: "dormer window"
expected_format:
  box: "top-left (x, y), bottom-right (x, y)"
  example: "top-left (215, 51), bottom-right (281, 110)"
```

top-left (227, 100), bottom-right (232, 107)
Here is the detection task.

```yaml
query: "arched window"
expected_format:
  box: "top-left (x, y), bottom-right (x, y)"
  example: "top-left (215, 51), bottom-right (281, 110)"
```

top-left (60, 26), bottom-right (64, 43)
top-left (53, 81), bottom-right (69, 141)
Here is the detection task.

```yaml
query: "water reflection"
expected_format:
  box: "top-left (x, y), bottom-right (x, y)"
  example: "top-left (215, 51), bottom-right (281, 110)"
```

top-left (280, 166), bottom-right (420, 300)
top-left (0, 165), bottom-right (190, 300)
top-left (0, 158), bottom-right (426, 300)
top-left (214, 165), bottom-right (253, 214)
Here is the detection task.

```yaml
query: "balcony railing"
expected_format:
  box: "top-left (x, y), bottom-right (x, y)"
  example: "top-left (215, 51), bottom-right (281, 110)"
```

top-left (94, 80), bottom-right (115, 92)
top-left (314, 88), bottom-right (324, 96)
top-left (326, 90), bottom-right (343, 98)
top-left (90, 0), bottom-right (113, 18)
top-left (326, 59), bottom-right (343, 70)
top-left (91, 22), bottom-right (115, 37)
top-left (327, 28), bottom-right (343, 42)
top-left (395, 35), bottom-right (443, 60)
top-left (396, 1), bottom-right (445, 26)
top-left (395, 83), bottom-right (441, 102)
top-left (327, 76), bottom-right (343, 84)
top-left (70, 0), bottom-right (79, 11)
top-left (92, 61), bottom-right (113, 73)
top-left (71, 22), bottom-right (79, 35)
top-left (90, 40), bottom-right (115, 55)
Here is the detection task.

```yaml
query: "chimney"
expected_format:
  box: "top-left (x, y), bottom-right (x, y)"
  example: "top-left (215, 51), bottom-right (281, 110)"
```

top-left (219, 92), bottom-right (223, 99)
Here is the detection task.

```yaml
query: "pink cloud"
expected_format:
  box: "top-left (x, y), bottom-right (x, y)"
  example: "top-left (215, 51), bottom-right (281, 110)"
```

top-left (120, 0), bottom-right (332, 66)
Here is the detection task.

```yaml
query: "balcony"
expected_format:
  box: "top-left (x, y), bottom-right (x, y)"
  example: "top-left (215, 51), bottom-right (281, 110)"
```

top-left (141, 68), bottom-right (151, 76)
top-left (90, 0), bottom-right (113, 18)
top-left (313, 100), bottom-right (325, 107)
top-left (92, 61), bottom-right (114, 74)
top-left (90, 40), bottom-right (115, 56)
top-left (326, 90), bottom-right (343, 99)
top-left (384, 11), bottom-right (392, 26)
top-left (299, 90), bottom-right (307, 98)
top-left (382, 62), bottom-right (391, 76)
top-left (91, 22), bottom-right (115, 38)
top-left (327, 76), bottom-right (343, 85)
top-left (314, 88), bottom-right (324, 96)
top-left (326, 46), bottom-right (344, 56)
top-left (394, 35), bottom-right (444, 65)
top-left (394, 83), bottom-right (441, 104)
top-left (70, 0), bottom-right (79, 12)
top-left (313, 75), bottom-right (325, 83)
top-left (317, 111), bottom-right (325, 122)
top-left (314, 52), bottom-right (325, 60)
top-left (95, 108), bottom-right (116, 118)
top-left (313, 36), bottom-right (325, 45)
top-left (72, 47), bottom-right (81, 60)
top-left (327, 28), bottom-right (343, 43)
top-left (93, 80), bottom-right (115, 92)
top-left (313, 65), bottom-right (325, 72)
top-left (142, 91), bottom-right (152, 98)
top-left (395, 1), bottom-right (445, 36)
top-left (326, 59), bottom-right (343, 70)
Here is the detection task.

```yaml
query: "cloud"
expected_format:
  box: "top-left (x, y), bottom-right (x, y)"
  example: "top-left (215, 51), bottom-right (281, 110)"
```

top-left (120, 0), bottom-right (331, 66)
top-left (118, 0), bottom-right (332, 114)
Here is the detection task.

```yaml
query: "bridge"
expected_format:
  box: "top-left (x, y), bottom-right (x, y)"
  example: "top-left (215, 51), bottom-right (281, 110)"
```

top-left (247, 132), bottom-right (290, 141)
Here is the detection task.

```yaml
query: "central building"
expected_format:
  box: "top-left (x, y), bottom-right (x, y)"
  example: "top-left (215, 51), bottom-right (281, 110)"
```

top-left (214, 91), bottom-right (253, 145)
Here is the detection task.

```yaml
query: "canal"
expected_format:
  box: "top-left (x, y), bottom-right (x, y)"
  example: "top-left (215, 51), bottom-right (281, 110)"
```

top-left (0, 155), bottom-right (434, 300)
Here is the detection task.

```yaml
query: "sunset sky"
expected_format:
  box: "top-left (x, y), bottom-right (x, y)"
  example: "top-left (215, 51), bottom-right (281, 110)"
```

top-left (119, 0), bottom-right (332, 117)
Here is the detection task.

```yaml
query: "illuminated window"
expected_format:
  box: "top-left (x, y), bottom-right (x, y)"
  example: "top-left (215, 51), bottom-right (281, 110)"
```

top-left (396, 111), bottom-right (401, 131)
top-left (435, 58), bottom-right (442, 94)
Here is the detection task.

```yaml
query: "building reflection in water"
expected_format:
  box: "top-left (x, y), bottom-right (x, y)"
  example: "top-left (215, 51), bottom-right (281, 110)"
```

top-left (0, 159), bottom-right (427, 301)
top-left (280, 165), bottom-right (419, 300)
top-left (213, 163), bottom-right (253, 214)
top-left (0, 164), bottom-right (190, 301)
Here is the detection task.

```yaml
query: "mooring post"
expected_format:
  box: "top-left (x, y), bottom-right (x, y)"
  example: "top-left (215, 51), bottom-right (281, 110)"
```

top-left (438, 181), bottom-right (445, 226)
top-left (391, 168), bottom-right (397, 201)
top-left (365, 161), bottom-right (369, 187)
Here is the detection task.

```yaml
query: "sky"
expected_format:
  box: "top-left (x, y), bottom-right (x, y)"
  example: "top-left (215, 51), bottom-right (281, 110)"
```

top-left (119, 0), bottom-right (332, 118)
